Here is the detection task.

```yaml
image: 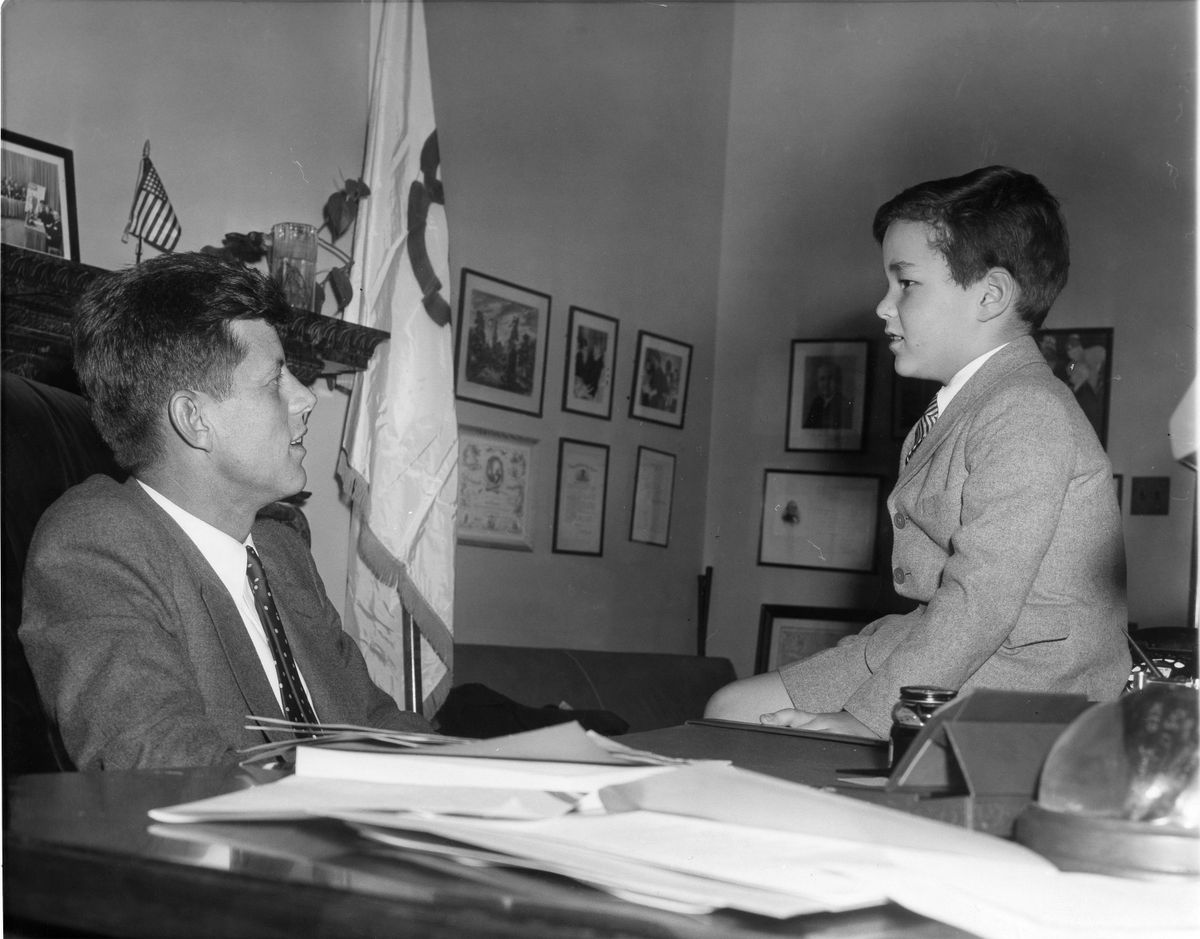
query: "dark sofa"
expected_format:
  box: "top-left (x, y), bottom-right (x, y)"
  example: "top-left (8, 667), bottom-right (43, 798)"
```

top-left (2, 371), bottom-right (735, 774)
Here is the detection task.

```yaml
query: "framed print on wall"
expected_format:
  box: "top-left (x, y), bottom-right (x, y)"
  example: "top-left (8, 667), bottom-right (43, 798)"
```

top-left (629, 330), bottom-right (692, 429)
top-left (786, 339), bottom-right (869, 451)
top-left (562, 306), bottom-right (618, 420)
top-left (552, 437), bottom-right (610, 556)
top-left (757, 469), bottom-right (882, 573)
top-left (455, 268), bottom-right (551, 416)
top-left (1034, 327), bottom-right (1114, 447)
top-left (755, 605), bottom-right (878, 674)
top-left (629, 446), bottom-right (676, 547)
top-left (1, 130), bottom-right (79, 261)
top-left (456, 426), bottom-right (536, 551)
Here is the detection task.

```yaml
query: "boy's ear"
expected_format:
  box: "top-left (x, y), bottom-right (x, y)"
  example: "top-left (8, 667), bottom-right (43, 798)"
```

top-left (167, 390), bottom-right (215, 452)
top-left (976, 267), bottom-right (1019, 323)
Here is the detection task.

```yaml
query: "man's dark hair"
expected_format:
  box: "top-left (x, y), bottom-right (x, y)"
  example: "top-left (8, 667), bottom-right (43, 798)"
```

top-left (72, 252), bottom-right (292, 472)
top-left (872, 165), bottom-right (1069, 330)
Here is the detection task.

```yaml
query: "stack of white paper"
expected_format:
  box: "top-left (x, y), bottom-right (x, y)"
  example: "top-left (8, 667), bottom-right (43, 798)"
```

top-left (149, 722), bottom-right (1200, 937)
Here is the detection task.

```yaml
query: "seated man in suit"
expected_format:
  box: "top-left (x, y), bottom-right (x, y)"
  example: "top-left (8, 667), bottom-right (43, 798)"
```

top-left (706, 166), bottom-right (1130, 738)
top-left (21, 252), bottom-right (433, 770)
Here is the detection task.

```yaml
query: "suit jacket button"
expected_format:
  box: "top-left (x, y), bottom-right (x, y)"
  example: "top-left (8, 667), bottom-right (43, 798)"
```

top-left (893, 566), bottom-right (906, 584)
top-left (894, 512), bottom-right (906, 529)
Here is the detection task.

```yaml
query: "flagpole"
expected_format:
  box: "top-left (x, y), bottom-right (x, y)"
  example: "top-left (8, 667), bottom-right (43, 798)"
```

top-left (123, 141), bottom-right (151, 263)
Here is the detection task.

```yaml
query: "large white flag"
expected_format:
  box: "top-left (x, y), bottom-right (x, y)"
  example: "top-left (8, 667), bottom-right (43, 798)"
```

top-left (337, 0), bottom-right (456, 716)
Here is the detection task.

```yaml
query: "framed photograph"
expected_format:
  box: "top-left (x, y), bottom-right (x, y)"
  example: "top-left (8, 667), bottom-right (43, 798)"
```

top-left (456, 426), bottom-right (536, 551)
top-left (892, 373), bottom-right (942, 440)
top-left (755, 605), bottom-right (878, 674)
top-left (455, 268), bottom-right (551, 416)
top-left (1, 130), bottom-right (79, 261)
top-left (629, 330), bottom-right (692, 429)
top-left (629, 446), bottom-right (676, 547)
top-left (1035, 328), bottom-right (1114, 447)
top-left (562, 306), bottom-right (618, 420)
top-left (786, 339), bottom-right (869, 451)
top-left (552, 437), bottom-right (610, 556)
top-left (758, 469), bottom-right (882, 572)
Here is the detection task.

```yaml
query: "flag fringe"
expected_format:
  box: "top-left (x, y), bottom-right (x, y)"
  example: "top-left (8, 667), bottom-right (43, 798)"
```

top-left (338, 448), bottom-right (455, 686)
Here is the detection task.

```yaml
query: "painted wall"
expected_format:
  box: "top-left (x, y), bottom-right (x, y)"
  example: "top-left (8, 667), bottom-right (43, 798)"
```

top-left (703, 1), bottom-right (1196, 676)
top-left (3, 1), bottom-right (1193, 680)
top-left (0, 0), bottom-right (372, 600)
top-left (424, 1), bottom-right (732, 651)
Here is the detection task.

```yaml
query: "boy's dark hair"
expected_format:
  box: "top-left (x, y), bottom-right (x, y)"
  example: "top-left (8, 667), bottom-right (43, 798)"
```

top-left (72, 252), bottom-right (292, 472)
top-left (872, 165), bottom-right (1069, 330)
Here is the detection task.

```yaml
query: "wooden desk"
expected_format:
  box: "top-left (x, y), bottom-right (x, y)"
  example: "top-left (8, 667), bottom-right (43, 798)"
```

top-left (4, 724), bottom-right (971, 939)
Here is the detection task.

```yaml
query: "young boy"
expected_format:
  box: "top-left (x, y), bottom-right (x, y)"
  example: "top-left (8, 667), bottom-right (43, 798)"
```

top-left (706, 166), bottom-right (1130, 738)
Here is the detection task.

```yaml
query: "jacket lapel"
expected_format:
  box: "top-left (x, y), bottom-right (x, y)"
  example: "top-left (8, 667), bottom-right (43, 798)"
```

top-left (123, 479), bottom-right (287, 738)
top-left (898, 337), bottom-right (1042, 479)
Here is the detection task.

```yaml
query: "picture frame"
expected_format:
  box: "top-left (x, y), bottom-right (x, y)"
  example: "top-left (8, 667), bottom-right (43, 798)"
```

top-left (892, 373), bottom-right (942, 440)
top-left (629, 446), bottom-right (676, 547)
top-left (455, 268), bottom-right (551, 416)
top-left (786, 339), bottom-right (869, 451)
top-left (562, 306), bottom-right (618, 420)
top-left (1, 130), bottom-right (80, 261)
top-left (456, 426), bottom-right (537, 551)
top-left (1034, 327), bottom-right (1114, 447)
top-left (629, 330), bottom-right (692, 429)
top-left (757, 469), bottom-right (882, 572)
top-left (552, 437), bottom-right (610, 556)
top-left (755, 605), bottom-right (878, 674)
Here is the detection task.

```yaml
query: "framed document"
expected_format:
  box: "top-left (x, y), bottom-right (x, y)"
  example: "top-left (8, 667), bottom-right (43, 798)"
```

top-left (455, 268), bottom-right (551, 416)
top-left (552, 437), bottom-right (610, 556)
top-left (755, 605), bottom-right (877, 674)
top-left (629, 446), bottom-right (676, 547)
top-left (562, 306), bottom-right (618, 420)
top-left (456, 426), bottom-right (536, 551)
top-left (757, 469), bottom-right (882, 572)
top-left (786, 339), bottom-right (869, 451)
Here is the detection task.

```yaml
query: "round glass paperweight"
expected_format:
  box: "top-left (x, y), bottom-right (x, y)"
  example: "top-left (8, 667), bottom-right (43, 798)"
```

top-left (1015, 684), bottom-right (1199, 879)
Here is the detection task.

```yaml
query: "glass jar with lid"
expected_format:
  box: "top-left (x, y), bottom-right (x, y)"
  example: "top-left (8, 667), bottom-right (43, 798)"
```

top-left (890, 685), bottom-right (956, 768)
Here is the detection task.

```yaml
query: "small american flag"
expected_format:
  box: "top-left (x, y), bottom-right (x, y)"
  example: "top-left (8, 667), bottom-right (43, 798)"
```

top-left (124, 143), bottom-right (181, 252)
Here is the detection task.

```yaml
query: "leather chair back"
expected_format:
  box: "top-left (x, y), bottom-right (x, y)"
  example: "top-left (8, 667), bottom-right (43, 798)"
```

top-left (2, 372), bottom-right (124, 773)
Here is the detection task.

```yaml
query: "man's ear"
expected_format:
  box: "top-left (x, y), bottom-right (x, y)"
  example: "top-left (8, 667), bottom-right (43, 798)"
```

top-left (976, 267), bottom-right (1019, 323)
top-left (168, 391), bottom-right (214, 452)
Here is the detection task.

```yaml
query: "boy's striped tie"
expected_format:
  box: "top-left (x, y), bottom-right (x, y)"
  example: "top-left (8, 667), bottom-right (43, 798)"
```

top-left (905, 395), bottom-right (939, 465)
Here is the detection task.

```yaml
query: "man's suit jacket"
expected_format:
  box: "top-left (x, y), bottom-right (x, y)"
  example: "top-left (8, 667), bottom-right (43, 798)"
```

top-left (21, 475), bottom-right (432, 769)
top-left (780, 337), bottom-right (1130, 736)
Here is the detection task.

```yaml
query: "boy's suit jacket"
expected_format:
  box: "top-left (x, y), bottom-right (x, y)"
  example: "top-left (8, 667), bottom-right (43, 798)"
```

top-left (781, 337), bottom-right (1130, 736)
top-left (21, 475), bottom-right (432, 770)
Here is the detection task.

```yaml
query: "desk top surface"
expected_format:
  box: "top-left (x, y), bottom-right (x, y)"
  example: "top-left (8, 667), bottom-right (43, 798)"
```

top-left (4, 722), bottom-right (970, 939)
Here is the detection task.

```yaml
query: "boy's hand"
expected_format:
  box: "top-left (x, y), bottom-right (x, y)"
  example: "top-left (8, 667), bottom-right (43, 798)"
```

top-left (759, 708), bottom-right (877, 739)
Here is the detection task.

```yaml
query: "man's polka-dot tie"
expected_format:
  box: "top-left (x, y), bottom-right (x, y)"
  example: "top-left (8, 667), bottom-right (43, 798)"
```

top-left (246, 546), bottom-right (319, 734)
top-left (905, 395), bottom-right (940, 465)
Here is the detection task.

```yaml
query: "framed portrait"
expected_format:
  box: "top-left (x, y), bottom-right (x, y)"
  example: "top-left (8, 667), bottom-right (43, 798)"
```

top-left (562, 306), bottom-right (618, 420)
top-left (629, 446), bottom-right (676, 547)
top-left (1, 130), bottom-right (80, 261)
top-left (455, 268), bottom-right (551, 416)
top-left (757, 469), bottom-right (882, 572)
top-left (786, 339), bottom-right (869, 452)
top-left (629, 330), bottom-right (692, 429)
top-left (552, 437), bottom-right (610, 556)
top-left (456, 426), bottom-right (536, 551)
top-left (755, 605), bottom-right (877, 674)
top-left (892, 374), bottom-right (942, 440)
top-left (1034, 327), bottom-right (1114, 447)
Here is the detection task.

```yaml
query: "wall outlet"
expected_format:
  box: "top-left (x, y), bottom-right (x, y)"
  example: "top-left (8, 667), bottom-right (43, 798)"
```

top-left (1130, 476), bottom-right (1171, 516)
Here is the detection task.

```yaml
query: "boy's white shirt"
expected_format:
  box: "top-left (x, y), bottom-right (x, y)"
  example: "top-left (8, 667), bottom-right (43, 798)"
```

top-left (937, 341), bottom-right (1009, 414)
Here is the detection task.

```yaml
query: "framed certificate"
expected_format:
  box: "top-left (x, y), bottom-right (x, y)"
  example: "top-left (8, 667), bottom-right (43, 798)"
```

top-left (552, 438), bottom-right (610, 556)
top-left (456, 426), bottom-right (536, 551)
